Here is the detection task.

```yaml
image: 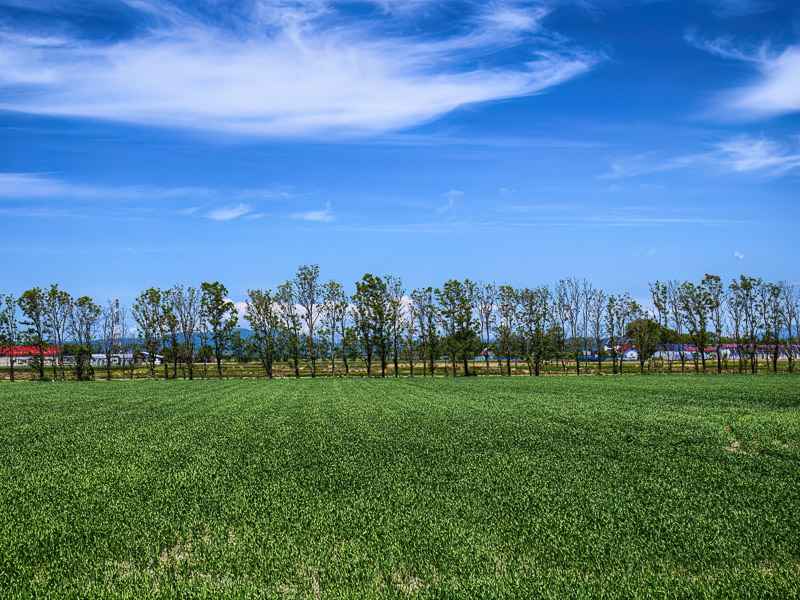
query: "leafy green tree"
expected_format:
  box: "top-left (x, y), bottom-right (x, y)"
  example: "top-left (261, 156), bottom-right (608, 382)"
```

top-left (201, 281), bottom-right (238, 378)
top-left (727, 276), bottom-right (762, 374)
top-left (626, 309), bottom-right (660, 374)
top-left (132, 287), bottom-right (165, 379)
top-left (0, 294), bottom-right (19, 382)
top-left (759, 281), bottom-right (782, 373)
top-left (245, 288), bottom-right (281, 378)
top-left (680, 280), bottom-right (712, 373)
top-left (606, 293), bottom-right (632, 375)
top-left (410, 287), bottom-right (438, 377)
top-left (519, 285), bottom-right (550, 376)
top-left (69, 295), bottom-right (100, 381)
top-left (18, 288), bottom-right (47, 380)
top-left (352, 274), bottom-right (390, 377)
top-left (228, 330), bottom-right (251, 364)
top-left (436, 279), bottom-right (477, 377)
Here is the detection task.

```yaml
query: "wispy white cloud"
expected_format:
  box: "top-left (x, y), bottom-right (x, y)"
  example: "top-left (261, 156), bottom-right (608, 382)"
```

top-left (713, 136), bottom-right (800, 174)
top-left (437, 189), bottom-right (463, 213)
top-left (0, 172), bottom-right (208, 200)
top-left (701, 0), bottom-right (777, 18)
top-left (0, 1), bottom-right (599, 137)
top-left (290, 201), bottom-right (334, 222)
top-left (206, 203), bottom-right (253, 221)
top-left (604, 135), bottom-right (800, 179)
top-left (0, 173), bottom-right (306, 219)
top-left (733, 250), bottom-right (747, 260)
top-left (688, 33), bottom-right (800, 119)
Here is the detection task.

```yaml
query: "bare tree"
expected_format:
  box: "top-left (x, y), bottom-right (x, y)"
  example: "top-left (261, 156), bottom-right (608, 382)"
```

top-left (100, 300), bottom-right (117, 380)
top-left (295, 265), bottom-right (321, 377)
top-left (387, 276), bottom-right (405, 377)
top-left (496, 285), bottom-right (518, 376)
top-left (474, 282), bottom-right (497, 375)
top-left (703, 274), bottom-right (725, 374)
top-left (277, 280), bottom-right (301, 378)
top-left (45, 284), bottom-right (71, 381)
top-left (760, 282), bottom-right (783, 373)
top-left (588, 287), bottom-right (607, 374)
top-left (119, 304), bottom-right (135, 379)
top-left (581, 280), bottom-right (594, 375)
top-left (666, 280), bottom-right (687, 374)
top-left (730, 276), bottom-right (762, 373)
top-left (171, 284), bottom-right (201, 380)
top-left (725, 282), bottom-right (745, 373)
top-left (321, 280), bottom-right (348, 376)
top-left (649, 281), bottom-right (669, 373)
top-left (554, 280), bottom-right (570, 374)
top-left (162, 294), bottom-right (179, 379)
top-left (404, 300), bottom-right (418, 377)
top-left (563, 278), bottom-right (585, 375)
top-left (778, 281), bottom-right (798, 373)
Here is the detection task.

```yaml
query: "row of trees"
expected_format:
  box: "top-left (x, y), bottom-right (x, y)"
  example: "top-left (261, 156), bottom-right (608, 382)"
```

top-left (1, 267), bottom-right (798, 381)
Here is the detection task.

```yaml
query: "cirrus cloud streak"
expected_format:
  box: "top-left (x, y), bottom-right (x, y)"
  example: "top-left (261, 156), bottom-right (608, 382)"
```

top-left (0, 0), bottom-right (599, 137)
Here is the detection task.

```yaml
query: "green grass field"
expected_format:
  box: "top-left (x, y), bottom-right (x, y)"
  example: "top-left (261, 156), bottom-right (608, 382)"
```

top-left (1, 377), bottom-right (798, 598)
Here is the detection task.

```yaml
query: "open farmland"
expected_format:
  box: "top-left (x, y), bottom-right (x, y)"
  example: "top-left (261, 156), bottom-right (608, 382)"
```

top-left (1, 377), bottom-right (799, 598)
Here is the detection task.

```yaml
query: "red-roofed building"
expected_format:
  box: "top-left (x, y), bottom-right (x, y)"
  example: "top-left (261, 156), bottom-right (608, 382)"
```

top-left (0, 346), bottom-right (60, 367)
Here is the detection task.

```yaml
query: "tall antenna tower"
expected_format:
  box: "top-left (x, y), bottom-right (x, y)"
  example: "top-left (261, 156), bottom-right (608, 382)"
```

top-left (112, 299), bottom-right (123, 350)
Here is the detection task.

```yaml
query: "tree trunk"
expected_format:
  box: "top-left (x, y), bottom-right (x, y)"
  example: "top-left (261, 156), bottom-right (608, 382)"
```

top-left (463, 356), bottom-right (469, 377)
top-left (700, 347), bottom-right (706, 374)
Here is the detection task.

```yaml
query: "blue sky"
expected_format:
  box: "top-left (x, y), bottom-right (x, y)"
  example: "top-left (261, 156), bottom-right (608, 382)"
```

top-left (1, 0), bottom-right (798, 306)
